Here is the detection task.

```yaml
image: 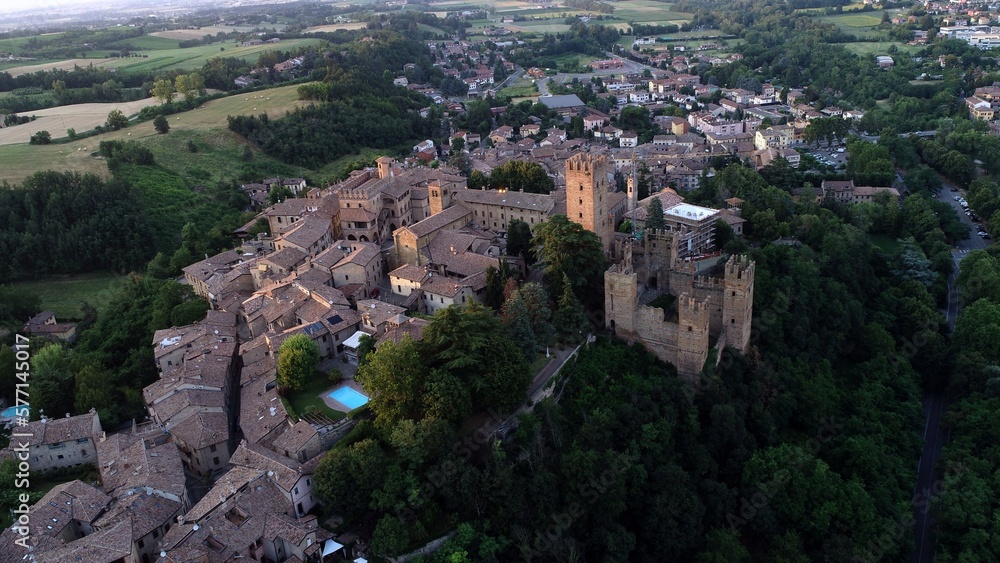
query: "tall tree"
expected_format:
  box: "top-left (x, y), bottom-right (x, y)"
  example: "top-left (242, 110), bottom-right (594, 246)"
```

top-left (646, 196), bottom-right (666, 231)
top-left (501, 293), bottom-right (537, 360)
top-left (553, 272), bottom-right (589, 341)
top-left (532, 215), bottom-right (608, 304)
top-left (277, 334), bottom-right (320, 391)
top-left (357, 336), bottom-right (427, 429)
top-left (507, 219), bottom-right (533, 261)
top-left (150, 78), bottom-right (174, 104)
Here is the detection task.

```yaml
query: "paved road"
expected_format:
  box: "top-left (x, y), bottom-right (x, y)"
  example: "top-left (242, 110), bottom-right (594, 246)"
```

top-left (911, 180), bottom-right (988, 563)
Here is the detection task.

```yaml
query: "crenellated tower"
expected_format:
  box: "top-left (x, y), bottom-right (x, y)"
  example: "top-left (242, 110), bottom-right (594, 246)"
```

top-left (723, 255), bottom-right (755, 353)
top-left (676, 293), bottom-right (710, 378)
top-left (566, 152), bottom-right (613, 253)
top-left (604, 244), bottom-right (638, 337)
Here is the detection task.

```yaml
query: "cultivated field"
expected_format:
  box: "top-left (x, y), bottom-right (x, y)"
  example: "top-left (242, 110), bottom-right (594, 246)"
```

top-left (304, 22), bottom-right (369, 32)
top-left (0, 82), bottom-right (314, 184)
top-left (0, 97), bottom-right (166, 146)
top-left (150, 25), bottom-right (263, 40)
top-left (3, 57), bottom-right (121, 76)
top-left (613, 0), bottom-right (694, 23)
top-left (2, 38), bottom-right (324, 76)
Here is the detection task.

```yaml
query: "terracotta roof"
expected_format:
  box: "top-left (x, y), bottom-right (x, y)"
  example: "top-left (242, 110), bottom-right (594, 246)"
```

top-left (169, 411), bottom-right (229, 449)
top-left (229, 441), bottom-right (317, 492)
top-left (20, 411), bottom-right (98, 447)
top-left (333, 243), bottom-right (380, 269)
top-left (239, 386), bottom-right (289, 446)
top-left (262, 247), bottom-right (308, 271)
top-left (95, 433), bottom-right (186, 500)
top-left (389, 264), bottom-right (429, 283)
top-left (271, 420), bottom-right (318, 457)
top-left (405, 204), bottom-right (473, 238)
top-left (452, 188), bottom-right (558, 213)
top-left (378, 318), bottom-right (430, 345)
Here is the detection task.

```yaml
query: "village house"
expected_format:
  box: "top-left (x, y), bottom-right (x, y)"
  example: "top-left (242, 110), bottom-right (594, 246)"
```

top-left (145, 311), bottom-right (239, 475)
top-left (22, 310), bottom-right (77, 342)
top-left (14, 410), bottom-right (102, 472)
top-left (157, 462), bottom-right (330, 562)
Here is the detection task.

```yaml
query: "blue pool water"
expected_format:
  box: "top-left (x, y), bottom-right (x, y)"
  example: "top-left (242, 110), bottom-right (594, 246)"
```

top-left (1, 404), bottom-right (28, 419)
top-left (328, 387), bottom-right (369, 410)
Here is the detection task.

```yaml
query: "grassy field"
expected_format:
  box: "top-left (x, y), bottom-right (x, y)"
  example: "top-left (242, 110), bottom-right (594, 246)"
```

top-left (0, 96), bottom-right (166, 146)
top-left (0, 82), bottom-right (313, 184)
top-left (814, 11), bottom-right (903, 38)
top-left (150, 25), bottom-right (264, 40)
top-left (2, 38), bottom-right (325, 76)
top-left (110, 35), bottom-right (183, 50)
top-left (498, 82), bottom-right (539, 98)
top-left (286, 374), bottom-right (347, 421)
top-left (843, 41), bottom-right (921, 56)
top-left (613, 0), bottom-right (694, 23)
top-left (12, 272), bottom-right (127, 320)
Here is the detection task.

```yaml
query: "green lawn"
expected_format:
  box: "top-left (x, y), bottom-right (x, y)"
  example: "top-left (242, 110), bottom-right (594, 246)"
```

top-left (12, 272), bottom-right (127, 320)
top-left (285, 373), bottom-right (348, 421)
top-left (498, 83), bottom-right (539, 98)
top-left (843, 42), bottom-right (921, 56)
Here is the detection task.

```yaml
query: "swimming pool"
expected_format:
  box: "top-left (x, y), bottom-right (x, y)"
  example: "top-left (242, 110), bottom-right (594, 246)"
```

top-left (0, 404), bottom-right (29, 419)
top-left (327, 387), bottom-right (369, 410)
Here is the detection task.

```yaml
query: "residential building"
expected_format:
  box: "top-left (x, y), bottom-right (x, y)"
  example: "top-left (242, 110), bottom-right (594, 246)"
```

top-left (14, 410), bottom-right (102, 472)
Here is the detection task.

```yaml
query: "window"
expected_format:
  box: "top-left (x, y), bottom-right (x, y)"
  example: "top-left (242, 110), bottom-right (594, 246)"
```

top-left (210, 444), bottom-right (217, 453)
top-left (152, 530), bottom-right (159, 539)
top-left (138, 539), bottom-right (144, 549)
top-left (579, 198), bottom-right (583, 205)
top-left (213, 457), bottom-right (220, 465)
top-left (57, 455), bottom-right (64, 459)
top-left (579, 213), bottom-right (583, 219)
top-left (294, 487), bottom-right (299, 495)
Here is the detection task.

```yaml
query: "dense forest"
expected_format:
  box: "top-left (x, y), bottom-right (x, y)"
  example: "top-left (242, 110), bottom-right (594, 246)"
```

top-left (0, 172), bottom-right (154, 283)
top-left (228, 32), bottom-right (440, 168)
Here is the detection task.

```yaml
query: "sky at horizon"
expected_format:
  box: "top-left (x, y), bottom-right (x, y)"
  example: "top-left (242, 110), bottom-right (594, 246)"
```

top-left (3, 0), bottom-right (99, 12)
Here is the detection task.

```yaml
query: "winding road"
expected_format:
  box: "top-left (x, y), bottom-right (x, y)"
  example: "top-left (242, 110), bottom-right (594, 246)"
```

top-left (910, 180), bottom-right (988, 563)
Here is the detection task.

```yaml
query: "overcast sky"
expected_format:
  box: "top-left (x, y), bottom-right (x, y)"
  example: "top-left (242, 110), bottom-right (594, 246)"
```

top-left (2, 0), bottom-right (110, 14)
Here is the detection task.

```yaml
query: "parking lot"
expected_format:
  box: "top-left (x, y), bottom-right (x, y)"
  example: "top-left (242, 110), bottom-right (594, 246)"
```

top-left (803, 145), bottom-right (848, 169)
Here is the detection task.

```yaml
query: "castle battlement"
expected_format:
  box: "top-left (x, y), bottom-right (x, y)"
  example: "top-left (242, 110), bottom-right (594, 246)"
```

top-left (692, 274), bottom-right (723, 290)
top-left (605, 249), bottom-right (754, 381)
top-left (725, 255), bottom-right (755, 282)
top-left (567, 152), bottom-right (605, 173)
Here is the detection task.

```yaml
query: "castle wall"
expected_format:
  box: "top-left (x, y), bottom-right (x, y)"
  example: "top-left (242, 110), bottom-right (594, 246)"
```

top-left (633, 305), bottom-right (680, 366)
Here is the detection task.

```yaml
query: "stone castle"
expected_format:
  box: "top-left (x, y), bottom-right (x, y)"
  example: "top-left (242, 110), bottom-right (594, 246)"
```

top-left (564, 151), bottom-right (755, 379)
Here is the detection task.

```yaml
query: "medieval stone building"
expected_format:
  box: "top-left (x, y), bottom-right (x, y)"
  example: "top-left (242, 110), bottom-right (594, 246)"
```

top-left (604, 230), bottom-right (754, 379)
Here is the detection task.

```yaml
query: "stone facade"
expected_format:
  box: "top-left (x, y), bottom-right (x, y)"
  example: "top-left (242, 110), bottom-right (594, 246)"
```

top-left (604, 230), bottom-right (754, 379)
top-left (566, 152), bottom-right (614, 252)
